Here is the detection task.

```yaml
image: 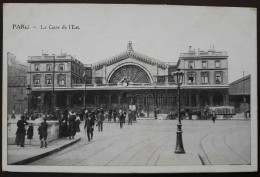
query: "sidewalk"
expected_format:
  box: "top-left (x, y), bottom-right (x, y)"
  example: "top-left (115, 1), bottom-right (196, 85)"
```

top-left (8, 136), bottom-right (81, 165)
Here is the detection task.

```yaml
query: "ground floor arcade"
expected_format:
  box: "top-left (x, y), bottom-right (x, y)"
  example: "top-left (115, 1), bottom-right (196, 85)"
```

top-left (30, 88), bottom-right (229, 117)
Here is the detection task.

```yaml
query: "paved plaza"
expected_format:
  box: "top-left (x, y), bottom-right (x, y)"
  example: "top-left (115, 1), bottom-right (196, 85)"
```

top-left (24, 119), bottom-right (250, 166)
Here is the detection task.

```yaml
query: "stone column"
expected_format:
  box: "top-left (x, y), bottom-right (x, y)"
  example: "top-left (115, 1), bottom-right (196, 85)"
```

top-left (66, 92), bottom-right (70, 107)
top-left (209, 93), bottom-right (213, 106)
top-left (109, 93), bottom-right (111, 106)
top-left (40, 92), bottom-right (44, 111)
top-left (196, 91), bottom-right (200, 108)
top-left (188, 91), bottom-right (191, 107)
top-left (224, 90), bottom-right (229, 106)
top-left (102, 65), bottom-right (106, 84)
top-left (118, 94), bottom-right (121, 106)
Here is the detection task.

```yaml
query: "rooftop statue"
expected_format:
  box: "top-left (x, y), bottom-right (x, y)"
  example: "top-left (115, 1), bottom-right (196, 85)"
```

top-left (127, 41), bottom-right (133, 51)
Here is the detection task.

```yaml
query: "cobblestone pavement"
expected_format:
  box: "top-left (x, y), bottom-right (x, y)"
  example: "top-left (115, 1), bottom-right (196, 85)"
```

top-left (29, 119), bottom-right (251, 166)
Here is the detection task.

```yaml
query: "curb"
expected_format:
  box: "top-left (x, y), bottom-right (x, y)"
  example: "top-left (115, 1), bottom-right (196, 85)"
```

top-left (10, 137), bottom-right (81, 165)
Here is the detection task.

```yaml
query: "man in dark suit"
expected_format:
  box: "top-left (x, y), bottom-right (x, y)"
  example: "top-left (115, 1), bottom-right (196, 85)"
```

top-left (68, 110), bottom-right (77, 139)
top-left (84, 110), bottom-right (94, 142)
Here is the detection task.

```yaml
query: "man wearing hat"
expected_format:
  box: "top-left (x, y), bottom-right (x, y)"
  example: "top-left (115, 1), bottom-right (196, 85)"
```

top-left (15, 116), bottom-right (29, 147)
top-left (84, 110), bottom-right (94, 141)
top-left (68, 110), bottom-right (77, 139)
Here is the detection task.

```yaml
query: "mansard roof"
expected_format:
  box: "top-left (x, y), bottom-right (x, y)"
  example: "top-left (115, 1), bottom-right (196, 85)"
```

top-left (92, 42), bottom-right (168, 70)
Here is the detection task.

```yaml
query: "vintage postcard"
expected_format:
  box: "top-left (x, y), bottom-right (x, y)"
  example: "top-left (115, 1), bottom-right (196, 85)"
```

top-left (2, 3), bottom-right (257, 173)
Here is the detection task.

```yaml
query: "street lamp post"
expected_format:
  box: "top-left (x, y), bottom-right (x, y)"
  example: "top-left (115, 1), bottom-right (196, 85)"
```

top-left (26, 85), bottom-right (32, 119)
top-left (52, 56), bottom-right (55, 113)
top-left (172, 68), bottom-right (185, 154)
top-left (84, 75), bottom-right (87, 109)
top-left (154, 84), bottom-right (157, 119)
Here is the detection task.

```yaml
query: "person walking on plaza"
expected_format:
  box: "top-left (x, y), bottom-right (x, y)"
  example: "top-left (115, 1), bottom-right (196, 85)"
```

top-left (212, 111), bottom-right (217, 123)
top-left (108, 108), bottom-right (112, 121)
top-left (76, 116), bottom-right (81, 132)
top-left (11, 110), bottom-right (16, 119)
top-left (128, 110), bottom-right (133, 125)
top-left (15, 116), bottom-right (29, 147)
top-left (96, 110), bottom-right (103, 132)
top-left (123, 111), bottom-right (127, 124)
top-left (27, 123), bottom-right (34, 145)
top-left (68, 110), bottom-right (77, 139)
top-left (113, 108), bottom-right (117, 122)
top-left (38, 118), bottom-right (48, 148)
top-left (119, 111), bottom-right (124, 129)
top-left (84, 110), bottom-right (94, 142)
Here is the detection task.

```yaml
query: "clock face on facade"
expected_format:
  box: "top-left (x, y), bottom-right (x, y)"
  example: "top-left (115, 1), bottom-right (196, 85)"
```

top-left (122, 81), bottom-right (128, 87)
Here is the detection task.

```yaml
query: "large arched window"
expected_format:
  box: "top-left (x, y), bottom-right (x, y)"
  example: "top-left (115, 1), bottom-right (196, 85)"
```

top-left (109, 65), bottom-right (151, 83)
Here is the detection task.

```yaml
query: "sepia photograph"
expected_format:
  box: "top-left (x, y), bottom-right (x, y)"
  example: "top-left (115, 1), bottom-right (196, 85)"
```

top-left (2, 3), bottom-right (257, 173)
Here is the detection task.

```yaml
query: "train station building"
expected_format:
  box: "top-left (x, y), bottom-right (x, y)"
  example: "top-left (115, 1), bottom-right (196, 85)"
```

top-left (27, 42), bottom-right (229, 116)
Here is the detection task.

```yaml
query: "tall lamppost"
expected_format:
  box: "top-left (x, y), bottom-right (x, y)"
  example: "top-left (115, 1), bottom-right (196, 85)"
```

top-left (84, 74), bottom-right (87, 110)
top-left (26, 85), bottom-right (32, 119)
top-left (52, 56), bottom-right (56, 113)
top-left (154, 83), bottom-right (157, 119)
top-left (172, 68), bottom-right (185, 154)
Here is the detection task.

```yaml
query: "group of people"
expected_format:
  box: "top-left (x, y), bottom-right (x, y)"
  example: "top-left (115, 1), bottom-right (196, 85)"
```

top-left (15, 116), bottom-right (49, 148)
top-left (15, 106), bottom-right (137, 148)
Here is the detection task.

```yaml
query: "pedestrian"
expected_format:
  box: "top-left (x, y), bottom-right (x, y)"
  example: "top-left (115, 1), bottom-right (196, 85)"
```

top-left (123, 111), bottom-right (127, 124)
top-left (38, 117), bottom-right (48, 148)
top-left (68, 110), bottom-right (77, 139)
top-left (76, 116), bottom-right (81, 132)
top-left (78, 109), bottom-right (84, 121)
top-left (15, 115), bottom-right (29, 147)
top-left (128, 110), bottom-right (133, 125)
top-left (27, 123), bottom-right (34, 145)
top-left (11, 110), bottom-right (16, 119)
top-left (212, 111), bottom-right (217, 123)
top-left (113, 108), bottom-right (117, 122)
top-left (108, 108), bottom-right (112, 121)
top-left (84, 110), bottom-right (94, 142)
top-left (96, 110), bottom-right (102, 132)
top-left (119, 111), bottom-right (124, 129)
top-left (154, 108), bottom-right (157, 119)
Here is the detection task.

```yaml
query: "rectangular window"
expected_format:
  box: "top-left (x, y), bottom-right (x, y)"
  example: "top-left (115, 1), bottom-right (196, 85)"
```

top-left (34, 64), bottom-right (40, 71)
top-left (157, 76), bottom-right (165, 83)
top-left (188, 73), bottom-right (195, 84)
top-left (95, 77), bottom-right (103, 84)
top-left (215, 61), bottom-right (220, 68)
top-left (58, 74), bottom-right (66, 86)
top-left (215, 73), bottom-right (222, 84)
top-left (46, 64), bottom-right (52, 71)
top-left (188, 61), bottom-right (195, 69)
top-left (59, 64), bottom-right (64, 71)
top-left (202, 61), bottom-right (208, 68)
top-left (45, 74), bottom-right (52, 84)
top-left (33, 74), bottom-right (41, 84)
top-left (201, 73), bottom-right (208, 84)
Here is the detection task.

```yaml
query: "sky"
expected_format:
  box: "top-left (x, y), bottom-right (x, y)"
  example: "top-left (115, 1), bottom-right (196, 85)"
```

top-left (3, 4), bottom-right (257, 83)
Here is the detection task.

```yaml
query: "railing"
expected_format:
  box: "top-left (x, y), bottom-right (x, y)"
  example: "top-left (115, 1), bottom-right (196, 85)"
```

top-left (180, 51), bottom-right (227, 57)
top-left (7, 120), bottom-right (60, 145)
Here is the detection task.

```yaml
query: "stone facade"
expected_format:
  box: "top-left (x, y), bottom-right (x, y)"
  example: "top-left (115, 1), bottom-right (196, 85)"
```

top-left (7, 52), bottom-right (28, 115)
top-left (27, 42), bottom-right (229, 116)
